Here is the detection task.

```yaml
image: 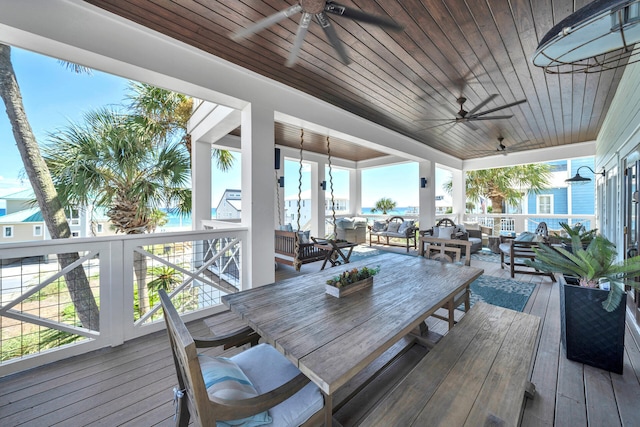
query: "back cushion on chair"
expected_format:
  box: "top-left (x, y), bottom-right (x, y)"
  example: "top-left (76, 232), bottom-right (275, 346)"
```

top-left (387, 222), bottom-right (401, 233)
top-left (198, 355), bottom-right (272, 426)
top-left (372, 220), bottom-right (387, 232)
top-left (438, 226), bottom-right (455, 239)
top-left (397, 220), bottom-right (414, 235)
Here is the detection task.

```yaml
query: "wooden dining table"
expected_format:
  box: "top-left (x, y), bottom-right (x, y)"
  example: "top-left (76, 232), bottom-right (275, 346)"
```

top-left (222, 252), bottom-right (483, 425)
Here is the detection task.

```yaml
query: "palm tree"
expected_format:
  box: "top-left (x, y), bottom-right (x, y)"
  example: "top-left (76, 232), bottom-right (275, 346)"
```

top-left (445, 164), bottom-right (551, 235)
top-left (0, 44), bottom-right (99, 330)
top-left (44, 108), bottom-right (191, 314)
top-left (127, 82), bottom-right (234, 171)
top-left (371, 197), bottom-right (397, 215)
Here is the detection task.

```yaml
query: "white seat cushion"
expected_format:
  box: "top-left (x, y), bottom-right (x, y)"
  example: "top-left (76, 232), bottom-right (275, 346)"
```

top-left (232, 344), bottom-right (324, 427)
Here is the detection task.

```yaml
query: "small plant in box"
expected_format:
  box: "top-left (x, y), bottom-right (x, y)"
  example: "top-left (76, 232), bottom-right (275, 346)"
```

top-left (326, 265), bottom-right (380, 288)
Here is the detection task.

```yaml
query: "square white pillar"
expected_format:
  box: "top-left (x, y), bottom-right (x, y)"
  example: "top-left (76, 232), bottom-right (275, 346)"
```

top-left (349, 168), bottom-right (362, 215)
top-left (192, 140), bottom-right (212, 229)
top-left (452, 169), bottom-right (465, 224)
top-left (241, 103), bottom-right (275, 288)
top-left (418, 161), bottom-right (436, 230)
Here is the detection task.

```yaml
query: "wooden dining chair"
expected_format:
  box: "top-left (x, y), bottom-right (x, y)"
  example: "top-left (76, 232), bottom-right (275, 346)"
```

top-left (418, 237), bottom-right (471, 330)
top-left (159, 290), bottom-right (324, 427)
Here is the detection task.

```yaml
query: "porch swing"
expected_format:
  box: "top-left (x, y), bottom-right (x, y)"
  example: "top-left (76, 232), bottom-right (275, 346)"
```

top-left (274, 129), bottom-right (331, 270)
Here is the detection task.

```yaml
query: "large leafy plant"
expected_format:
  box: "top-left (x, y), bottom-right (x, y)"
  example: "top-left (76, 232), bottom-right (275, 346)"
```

top-left (557, 222), bottom-right (597, 246)
top-left (527, 234), bottom-right (640, 311)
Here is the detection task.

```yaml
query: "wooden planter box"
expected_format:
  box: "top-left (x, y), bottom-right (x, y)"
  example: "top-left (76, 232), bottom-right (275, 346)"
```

top-left (559, 274), bottom-right (626, 374)
top-left (325, 276), bottom-right (373, 298)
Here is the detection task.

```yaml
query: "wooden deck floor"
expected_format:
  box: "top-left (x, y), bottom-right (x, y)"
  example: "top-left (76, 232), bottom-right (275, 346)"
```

top-left (2, 244), bottom-right (640, 426)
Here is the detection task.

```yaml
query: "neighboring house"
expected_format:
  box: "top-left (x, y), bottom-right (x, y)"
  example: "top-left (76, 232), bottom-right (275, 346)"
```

top-left (0, 190), bottom-right (114, 243)
top-left (435, 195), bottom-right (452, 214)
top-left (0, 207), bottom-right (47, 242)
top-left (284, 189), bottom-right (349, 229)
top-left (216, 189), bottom-right (242, 220)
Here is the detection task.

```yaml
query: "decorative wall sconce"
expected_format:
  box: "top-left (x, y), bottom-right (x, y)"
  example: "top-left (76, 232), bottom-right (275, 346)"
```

top-left (320, 180), bottom-right (327, 190)
top-left (275, 147), bottom-right (281, 170)
top-left (420, 177), bottom-right (428, 188)
top-left (278, 176), bottom-right (285, 187)
top-left (565, 166), bottom-right (606, 183)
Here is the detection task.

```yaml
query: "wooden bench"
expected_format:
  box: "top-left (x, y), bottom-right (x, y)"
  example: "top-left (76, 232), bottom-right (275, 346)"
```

top-left (360, 302), bottom-right (541, 427)
top-left (275, 229), bottom-right (329, 266)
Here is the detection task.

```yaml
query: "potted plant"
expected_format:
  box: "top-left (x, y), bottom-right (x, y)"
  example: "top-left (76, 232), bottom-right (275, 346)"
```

top-left (556, 222), bottom-right (597, 252)
top-left (527, 234), bottom-right (640, 373)
top-left (325, 265), bottom-right (380, 298)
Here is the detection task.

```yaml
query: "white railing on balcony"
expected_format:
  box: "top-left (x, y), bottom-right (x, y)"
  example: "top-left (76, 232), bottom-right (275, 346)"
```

top-left (465, 214), bottom-right (596, 235)
top-left (0, 226), bottom-right (247, 375)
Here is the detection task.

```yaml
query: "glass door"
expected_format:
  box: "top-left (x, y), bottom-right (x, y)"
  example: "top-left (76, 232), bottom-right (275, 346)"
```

top-left (624, 158), bottom-right (640, 323)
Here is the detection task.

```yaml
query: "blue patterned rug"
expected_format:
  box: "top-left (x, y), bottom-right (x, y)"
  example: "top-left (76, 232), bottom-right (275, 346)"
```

top-left (465, 275), bottom-right (535, 312)
top-left (349, 246), bottom-right (535, 312)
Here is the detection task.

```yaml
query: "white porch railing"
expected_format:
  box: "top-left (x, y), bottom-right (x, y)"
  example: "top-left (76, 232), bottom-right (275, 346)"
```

top-left (0, 227), bottom-right (247, 375)
top-left (464, 214), bottom-right (596, 235)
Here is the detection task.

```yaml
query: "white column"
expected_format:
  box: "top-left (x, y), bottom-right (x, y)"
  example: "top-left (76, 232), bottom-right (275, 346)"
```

top-left (349, 168), bottom-right (362, 215)
top-left (241, 103), bottom-right (275, 288)
top-left (418, 161), bottom-right (436, 230)
top-left (192, 140), bottom-right (212, 229)
top-left (452, 169), bottom-right (465, 224)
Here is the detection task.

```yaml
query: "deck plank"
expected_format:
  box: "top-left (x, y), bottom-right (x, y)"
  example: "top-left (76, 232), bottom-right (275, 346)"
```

top-left (1, 250), bottom-right (639, 427)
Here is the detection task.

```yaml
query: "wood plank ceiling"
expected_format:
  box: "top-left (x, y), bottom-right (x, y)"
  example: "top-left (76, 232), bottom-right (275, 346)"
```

top-left (84, 0), bottom-right (626, 161)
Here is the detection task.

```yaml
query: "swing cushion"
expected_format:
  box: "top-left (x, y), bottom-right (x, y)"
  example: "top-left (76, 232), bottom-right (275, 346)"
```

top-left (297, 230), bottom-right (311, 244)
top-left (279, 224), bottom-right (293, 232)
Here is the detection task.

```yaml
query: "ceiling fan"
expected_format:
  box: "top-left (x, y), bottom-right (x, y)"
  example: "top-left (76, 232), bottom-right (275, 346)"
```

top-left (471, 136), bottom-right (540, 157)
top-left (419, 95), bottom-right (527, 131)
top-left (232, 1), bottom-right (403, 67)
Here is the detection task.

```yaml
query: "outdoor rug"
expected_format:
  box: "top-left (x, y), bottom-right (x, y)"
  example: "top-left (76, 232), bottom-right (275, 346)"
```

top-left (348, 246), bottom-right (535, 312)
top-left (464, 275), bottom-right (535, 312)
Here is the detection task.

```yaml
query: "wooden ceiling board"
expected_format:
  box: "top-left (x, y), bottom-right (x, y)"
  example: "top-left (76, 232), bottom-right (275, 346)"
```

top-left (84, 0), bottom-right (626, 161)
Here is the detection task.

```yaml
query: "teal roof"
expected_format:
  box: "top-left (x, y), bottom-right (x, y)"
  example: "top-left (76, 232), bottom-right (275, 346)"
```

top-left (0, 189), bottom-right (35, 200)
top-left (0, 207), bottom-right (43, 223)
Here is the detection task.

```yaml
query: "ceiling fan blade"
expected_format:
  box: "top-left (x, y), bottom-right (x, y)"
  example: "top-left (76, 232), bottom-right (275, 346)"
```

top-left (325, 2), bottom-right (403, 31)
top-left (316, 13), bottom-right (350, 65)
top-left (286, 13), bottom-right (312, 67)
top-left (414, 118), bottom-right (455, 122)
top-left (468, 115), bottom-right (513, 121)
top-left (418, 120), bottom-right (457, 131)
top-left (469, 99), bottom-right (527, 118)
top-left (465, 94), bottom-right (497, 116)
top-left (232, 4), bottom-right (303, 40)
top-left (461, 120), bottom-right (479, 131)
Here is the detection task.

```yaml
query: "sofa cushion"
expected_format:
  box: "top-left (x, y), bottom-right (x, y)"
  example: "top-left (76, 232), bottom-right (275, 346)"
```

top-left (387, 222), bottom-right (401, 233)
top-left (515, 231), bottom-right (545, 242)
top-left (397, 220), bottom-right (415, 236)
top-left (372, 220), bottom-right (388, 232)
top-left (336, 217), bottom-right (355, 229)
top-left (279, 224), bottom-right (293, 232)
top-left (438, 226), bottom-right (455, 239)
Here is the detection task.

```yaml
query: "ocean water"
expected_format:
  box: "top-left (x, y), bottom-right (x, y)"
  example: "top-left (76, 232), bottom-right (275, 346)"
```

top-left (160, 208), bottom-right (216, 229)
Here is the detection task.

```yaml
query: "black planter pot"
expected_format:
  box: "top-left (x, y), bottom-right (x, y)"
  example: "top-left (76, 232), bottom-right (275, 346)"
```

top-left (559, 275), bottom-right (626, 374)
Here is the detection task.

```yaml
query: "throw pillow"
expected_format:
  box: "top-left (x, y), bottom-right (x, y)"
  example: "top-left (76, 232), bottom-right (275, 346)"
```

top-left (199, 355), bottom-right (272, 426)
top-left (279, 224), bottom-right (293, 232)
top-left (387, 222), bottom-right (401, 233)
top-left (372, 220), bottom-right (387, 232)
top-left (431, 226), bottom-right (439, 238)
top-left (515, 232), bottom-right (535, 242)
top-left (298, 230), bottom-right (310, 244)
top-left (397, 220), bottom-right (414, 235)
top-left (438, 226), bottom-right (455, 239)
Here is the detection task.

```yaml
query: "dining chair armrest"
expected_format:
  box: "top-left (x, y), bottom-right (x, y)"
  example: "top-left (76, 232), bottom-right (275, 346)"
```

top-left (192, 325), bottom-right (256, 348)
top-left (210, 372), bottom-right (313, 421)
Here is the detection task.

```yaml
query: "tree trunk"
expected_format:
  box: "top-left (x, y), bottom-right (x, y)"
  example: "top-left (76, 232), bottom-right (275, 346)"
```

top-left (0, 44), bottom-right (99, 330)
top-left (489, 196), bottom-right (504, 237)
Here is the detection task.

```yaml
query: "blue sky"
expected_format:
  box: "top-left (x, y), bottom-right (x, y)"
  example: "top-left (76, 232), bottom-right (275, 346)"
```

top-left (1, 47), bottom-right (442, 208)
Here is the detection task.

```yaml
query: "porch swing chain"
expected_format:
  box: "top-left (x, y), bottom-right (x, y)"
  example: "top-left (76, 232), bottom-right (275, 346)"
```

top-left (327, 136), bottom-right (336, 239)
top-left (275, 169), bottom-right (282, 227)
top-left (294, 129), bottom-right (304, 271)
